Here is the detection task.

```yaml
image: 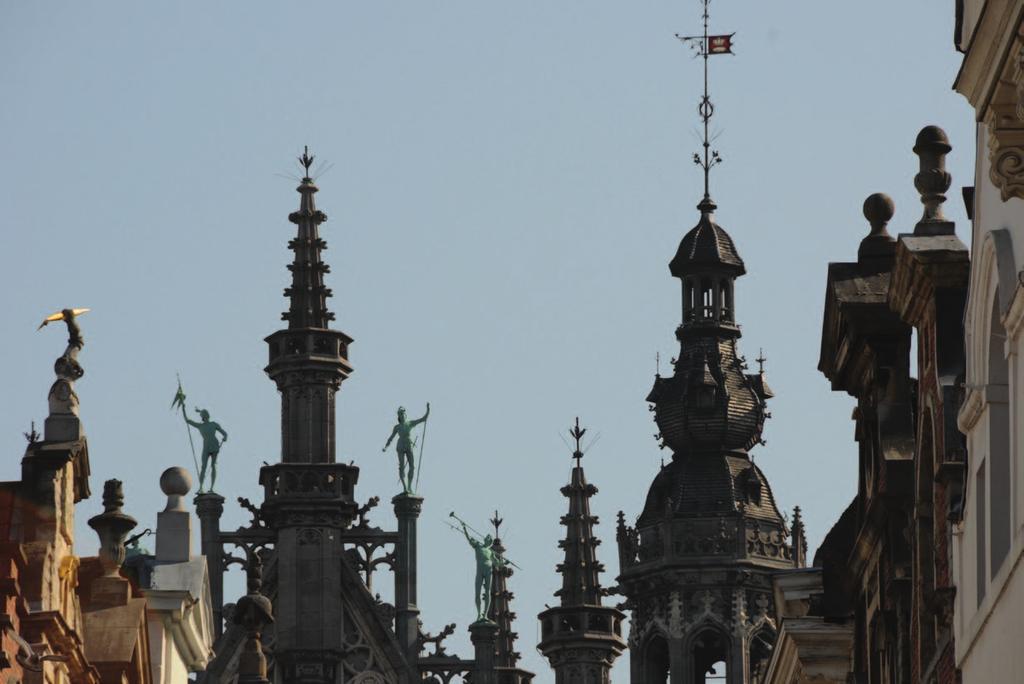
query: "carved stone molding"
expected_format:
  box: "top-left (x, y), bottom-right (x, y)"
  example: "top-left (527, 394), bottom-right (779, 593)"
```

top-left (986, 102), bottom-right (1024, 201)
top-left (985, 39), bottom-right (1024, 201)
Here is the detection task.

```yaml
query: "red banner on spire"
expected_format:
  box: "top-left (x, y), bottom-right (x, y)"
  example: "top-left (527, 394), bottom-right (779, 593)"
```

top-left (707, 34), bottom-right (733, 54)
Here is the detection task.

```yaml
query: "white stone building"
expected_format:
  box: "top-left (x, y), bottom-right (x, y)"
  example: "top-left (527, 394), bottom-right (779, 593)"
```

top-left (953, 2), bottom-right (1024, 682)
top-left (125, 467), bottom-right (215, 683)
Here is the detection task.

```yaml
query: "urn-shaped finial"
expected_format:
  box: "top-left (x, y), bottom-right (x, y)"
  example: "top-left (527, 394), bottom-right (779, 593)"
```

top-left (913, 125), bottom-right (954, 236)
top-left (88, 479), bottom-right (138, 576)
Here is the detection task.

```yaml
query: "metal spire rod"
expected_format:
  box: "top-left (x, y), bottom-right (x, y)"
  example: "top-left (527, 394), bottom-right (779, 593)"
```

top-left (675, 0), bottom-right (733, 203)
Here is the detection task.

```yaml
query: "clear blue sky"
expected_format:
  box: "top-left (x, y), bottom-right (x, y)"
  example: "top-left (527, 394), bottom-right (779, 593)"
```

top-left (0, 1), bottom-right (973, 679)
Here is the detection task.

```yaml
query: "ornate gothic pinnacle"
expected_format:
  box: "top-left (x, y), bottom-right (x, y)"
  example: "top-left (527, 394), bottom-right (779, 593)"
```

top-left (282, 147), bottom-right (334, 330)
top-left (790, 505), bottom-right (807, 568)
top-left (488, 511), bottom-right (524, 669)
top-left (235, 554), bottom-right (274, 684)
top-left (554, 420), bottom-right (606, 607)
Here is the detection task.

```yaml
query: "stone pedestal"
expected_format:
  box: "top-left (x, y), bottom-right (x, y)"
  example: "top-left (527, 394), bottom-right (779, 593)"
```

top-left (393, 493), bottom-right (423, 669)
top-left (43, 414), bottom-right (82, 442)
top-left (195, 492), bottom-right (225, 638)
top-left (470, 620), bottom-right (499, 684)
top-left (90, 575), bottom-right (131, 608)
top-left (157, 467), bottom-right (193, 563)
top-left (156, 509), bottom-right (191, 563)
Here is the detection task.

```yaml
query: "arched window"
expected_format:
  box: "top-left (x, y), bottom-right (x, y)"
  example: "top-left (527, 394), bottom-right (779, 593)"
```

top-left (643, 635), bottom-right (670, 684)
top-left (748, 626), bottom-right (775, 683)
top-left (701, 278), bottom-right (714, 319)
top-left (691, 628), bottom-right (729, 683)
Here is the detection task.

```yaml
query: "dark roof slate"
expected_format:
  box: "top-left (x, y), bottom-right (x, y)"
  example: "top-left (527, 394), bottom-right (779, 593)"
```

top-left (670, 213), bottom-right (746, 276)
top-left (638, 454), bottom-right (783, 527)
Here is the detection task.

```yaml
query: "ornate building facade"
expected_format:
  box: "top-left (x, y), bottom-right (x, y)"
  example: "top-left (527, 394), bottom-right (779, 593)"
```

top-left (762, 126), bottom-right (969, 684)
top-left (0, 312), bottom-right (214, 684)
top-left (951, 2), bottom-right (1024, 682)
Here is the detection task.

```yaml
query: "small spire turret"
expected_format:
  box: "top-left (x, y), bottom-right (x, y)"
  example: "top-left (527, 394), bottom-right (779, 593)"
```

top-left (538, 419), bottom-right (625, 683)
top-left (791, 506), bottom-right (807, 568)
top-left (555, 419), bottom-right (604, 606)
top-left (234, 553), bottom-right (273, 684)
top-left (488, 512), bottom-right (534, 684)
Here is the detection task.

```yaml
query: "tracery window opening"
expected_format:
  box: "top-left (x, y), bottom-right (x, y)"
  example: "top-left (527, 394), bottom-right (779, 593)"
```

top-left (692, 629), bottom-right (729, 684)
top-left (643, 635), bottom-right (669, 684)
top-left (748, 627), bottom-right (774, 683)
top-left (722, 279), bottom-right (734, 321)
top-left (701, 278), bottom-right (714, 320)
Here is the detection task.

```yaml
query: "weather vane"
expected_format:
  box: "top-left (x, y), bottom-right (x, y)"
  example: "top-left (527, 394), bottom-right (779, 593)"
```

top-left (299, 145), bottom-right (315, 178)
top-left (675, 0), bottom-right (734, 201)
top-left (490, 510), bottom-right (503, 538)
top-left (569, 417), bottom-right (586, 467)
top-left (756, 348), bottom-right (766, 374)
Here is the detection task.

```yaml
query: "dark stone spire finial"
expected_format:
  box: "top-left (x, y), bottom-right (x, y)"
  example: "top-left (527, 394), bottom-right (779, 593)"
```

top-left (913, 125), bottom-right (955, 236)
top-left (88, 479), bottom-right (138, 577)
top-left (858, 193), bottom-right (897, 264)
top-left (283, 146), bottom-right (334, 330)
top-left (791, 505), bottom-right (807, 568)
top-left (234, 553), bottom-right (274, 684)
top-left (553, 419), bottom-right (606, 607)
top-left (487, 510), bottom-right (531, 678)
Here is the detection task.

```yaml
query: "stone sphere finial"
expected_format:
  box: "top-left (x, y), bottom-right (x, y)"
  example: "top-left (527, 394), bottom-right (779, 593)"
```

top-left (160, 466), bottom-right (192, 512)
top-left (863, 193), bottom-right (895, 227)
top-left (858, 193), bottom-right (896, 263)
top-left (913, 125), bottom-right (954, 235)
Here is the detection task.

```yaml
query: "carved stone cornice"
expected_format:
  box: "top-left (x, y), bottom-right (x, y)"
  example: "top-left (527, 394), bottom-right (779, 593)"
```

top-left (954, 0), bottom-right (1024, 115)
top-left (978, 21), bottom-right (1024, 200)
top-left (954, 0), bottom-right (1024, 200)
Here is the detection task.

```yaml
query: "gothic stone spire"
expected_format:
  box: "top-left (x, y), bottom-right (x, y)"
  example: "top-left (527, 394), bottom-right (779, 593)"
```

top-left (265, 148), bottom-right (354, 464)
top-left (488, 513), bottom-right (534, 684)
top-left (285, 147), bottom-right (333, 329)
top-left (555, 449), bottom-right (604, 606)
top-left (538, 419), bottom-right (625, 684)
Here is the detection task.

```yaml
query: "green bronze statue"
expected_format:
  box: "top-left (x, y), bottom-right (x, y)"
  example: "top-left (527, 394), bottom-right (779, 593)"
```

top-left (171, 378), bottom-right (227, 493)
top-left (187, 408), bottom-right (228, 492)
top-left (450, 512), bottom-right (498, 622)
top-left (382, 403), bottom-right (429, 493)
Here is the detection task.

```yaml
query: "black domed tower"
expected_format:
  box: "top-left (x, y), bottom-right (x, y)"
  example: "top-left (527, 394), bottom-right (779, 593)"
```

top-left (615, 197), bottom-right (794, 684)
top-left (615, 5), bottom-right (795, 683)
